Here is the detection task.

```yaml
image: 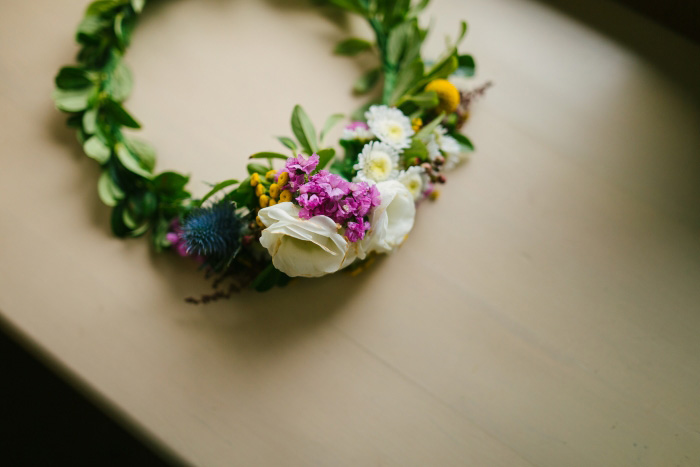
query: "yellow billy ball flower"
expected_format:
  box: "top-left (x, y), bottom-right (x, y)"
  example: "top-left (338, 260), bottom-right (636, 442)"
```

top-left (269, 183), bottom-right (280, 199)
top-left (268, 199), bottom-right (277, 206)
top-left (259, 194), bottom-right (269, 208)
top-left (425, 79), bottom-right (460, 114)
top-left (411, 117), bottom-right (423, 132)
top-left (265, 170), bottom-right (277, 181)
top-left (279, 190), bottom-right (293, 202)
top-left (277, 171), bottom-right (289, 186)
top-left (250, 172), bottom-right (260, 186)
top-left (255, 183), bottom-right (266, 197)
top-left (255, 215), bottom-right (264, 227)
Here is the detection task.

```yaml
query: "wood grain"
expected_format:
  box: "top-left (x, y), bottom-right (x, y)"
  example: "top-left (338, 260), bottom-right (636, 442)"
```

top-left (0, 0), bottom-right (699, 465)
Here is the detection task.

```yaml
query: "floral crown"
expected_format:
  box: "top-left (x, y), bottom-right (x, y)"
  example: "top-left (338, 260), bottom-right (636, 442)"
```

top-left (53, 0), bottom-right (489, 301)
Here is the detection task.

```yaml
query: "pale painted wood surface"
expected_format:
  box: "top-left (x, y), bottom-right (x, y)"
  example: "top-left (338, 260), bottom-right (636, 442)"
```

top-left (1, 0), bottom-right (699, 465)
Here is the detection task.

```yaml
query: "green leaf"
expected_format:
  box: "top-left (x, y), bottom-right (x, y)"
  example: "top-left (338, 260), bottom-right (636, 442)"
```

top-left (402, 138), bottom-right (428, 162)
top-left (451, 132), bottom-right (474, 152)
top-left (247, 163), bottom-right (269, 175)
top-left (86, 0), bottom-right (126, 16)
top-left (314, 148), bottom-right (335, 173)
top-left (126, 137), bottom-right (156, 171)
top-left (390, 60), bottom-right (423, 104)
top-left (199, 179), bottom-right (239, 206)
top-left (290, 105), bottom-right (318, 155)
top-left (76, 15), bottom-right (107, 41)
top-left (52, 87), bottom-right (94, 112)
top-left (404, 90), bottom-right (438, 108)
top-left (55, 67), bottom-right (92, 90)
top-left (97, 171), bottom-right (124, 206)
top-left (111, 204), bottom-right (131, 237)
top-left (252, 263), bottom-right (284, 292)
top-left (131, 0), bottom-right (145, 13)
top-left (249, 152), bottom-right (289, 161)
top-left (103, 100), bottom-right (141, 128)
top-left (154, 171), bottom-right (190, 195)
top-left (84, 136), bottom-right (111, 164)
top-left (325, 0), bottom-right (367, 15)
top-left (105, 59), bottom-right (133, 101)
top-left (276, 136), bottom-right (297, 152)
top-left (334, 38), bottom-right (372, 56)
top-left (455, 54), bottom-right (475, 77)
top-left (114, 12), bottom-right (126, 49)
top-left (225, 178), bottom-right (254, 208)
top-left (387, 20), bottom-right (419, 66)
top-left (320, 113), bottom-right (344, 143)
top-left (82, 107), bottom-right (98, 134)
top-left (424, 54), bottom-right (458, 83)
top-left (116, 142), bottom-right (152, 178)
top-left (353, 68), bottom-right (380, 95)
top-left (414, 112), bottom-right (445, 142)
top-left (128, 191), bottom-right (158, 219)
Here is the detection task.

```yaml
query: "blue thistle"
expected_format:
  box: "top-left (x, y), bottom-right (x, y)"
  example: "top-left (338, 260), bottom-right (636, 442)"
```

top-left (181, 202), bottom-right (242, 263)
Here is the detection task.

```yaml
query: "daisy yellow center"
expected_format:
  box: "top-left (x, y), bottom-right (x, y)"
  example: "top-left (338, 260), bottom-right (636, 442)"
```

top-left (367, 151), bottom-right (393, 180)
top-left (386, 123), bottom-right (404, 142)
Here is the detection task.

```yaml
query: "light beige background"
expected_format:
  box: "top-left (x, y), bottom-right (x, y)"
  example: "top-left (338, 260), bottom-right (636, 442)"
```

top-left (1, 0), bottom-right (700, 465)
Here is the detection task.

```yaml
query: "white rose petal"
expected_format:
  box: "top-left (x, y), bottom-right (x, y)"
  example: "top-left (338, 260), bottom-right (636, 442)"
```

top-left (259, 202), bottom-right (355, 278)
top-left (355, 180), bottom-right (416, 257)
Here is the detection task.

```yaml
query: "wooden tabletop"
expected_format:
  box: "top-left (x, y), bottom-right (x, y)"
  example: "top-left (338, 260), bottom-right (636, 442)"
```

top-left (1, 0), bottom-right (699, 465)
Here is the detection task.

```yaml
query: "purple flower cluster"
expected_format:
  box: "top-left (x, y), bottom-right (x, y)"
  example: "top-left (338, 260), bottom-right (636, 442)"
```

top-left (279, 154), bottom-right (381, 243)
top-left (282, 153), bottom-right (319, 191)
top-left (297, 171), bottom-right (381, 242)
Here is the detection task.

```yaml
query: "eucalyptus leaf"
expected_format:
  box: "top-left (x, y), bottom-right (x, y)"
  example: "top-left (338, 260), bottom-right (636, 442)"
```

top-left (106, 59), bottom-right (133, 101)
top-left (103, 99), bottom-right (141, 128)
top-left (334, 38), bottom-right (372, 56)
top-left (84, 136), bottom-right (111, 164)
top-left (86, 0), bottom-right (125, 16)
top-left (111, 204), bottom-right (130, 237)
top-left (127, 137), bottom-right (156, 171)
top-left (290, 105), bottom-right (318, 155)
top-left (98, 171), bottom-right (123, 206)
top-left (53, 87), bottom-right (94, 112)
top-left (276, 136), bottom-right (297, 152)
top-left (131, 0), bottom-right (145, 13)
top-left (116, 142), bottom-right (152, 178)
top-left (76, 15), bottom-right (107, 40)
top-left (82, 107), bottom-right (98, 134)
top-left (320, 113), bottom-right (344, 144)
top-left (353, 68), bottom-right (380, 95)
top-left (55, 67), bottom-right (92, 90)
top-left (252, 263), bottom-right (283, 292)
top-left (114, 12), bottom-right (126, 49)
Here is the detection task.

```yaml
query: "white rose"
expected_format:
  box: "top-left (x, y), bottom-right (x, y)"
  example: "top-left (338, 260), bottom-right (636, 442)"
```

top-left (258, 202), bottom-right (354, 278)
top-left (351, 180), bottom-right (416, 259)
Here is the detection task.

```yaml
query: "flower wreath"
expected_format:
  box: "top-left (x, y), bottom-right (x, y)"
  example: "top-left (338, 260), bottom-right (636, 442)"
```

top-left (53, 0), bottom-right (489, 301)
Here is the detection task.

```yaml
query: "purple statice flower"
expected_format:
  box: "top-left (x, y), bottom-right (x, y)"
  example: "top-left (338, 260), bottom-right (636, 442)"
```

top-left (346, 121), bottom-right (370, 131)
top-left (295, 170), bottom-right (381, 242)
top-left (345, 217), bottom-right (371, 243)
top-left (282, 154), bottom-right (319, 191)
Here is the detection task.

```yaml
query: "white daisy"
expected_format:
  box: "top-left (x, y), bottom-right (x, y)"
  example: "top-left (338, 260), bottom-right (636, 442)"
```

top-left (353, 141), bottom-right (400, 184)
top-left (341, 122), bottom-right (374, 141)
top-left (364, 105), bottom-right (414, 150)
top-left (430, 125), bottom-right (465, 171)
top-left (398, 166), bottom-right (430, 201)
